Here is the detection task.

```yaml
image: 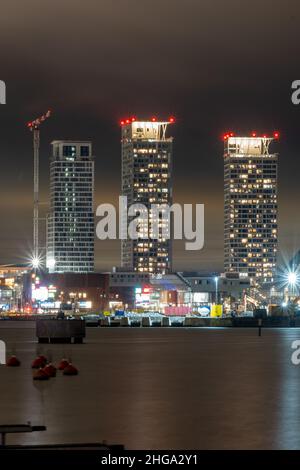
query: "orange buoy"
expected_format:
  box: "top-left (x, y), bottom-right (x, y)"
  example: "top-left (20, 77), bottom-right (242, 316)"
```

top-left (32, 356), bottom-right (47, 369)
top-left (63, 363), bottom-right (78, 376)
top-left (6, 356), bottom-right (21, 367)
top-left (43, 364), bottom-right (57, 377)
top-left (58, 359), bottom-right (69, 370)
top-left (33, 368), bottom-right (49, 380)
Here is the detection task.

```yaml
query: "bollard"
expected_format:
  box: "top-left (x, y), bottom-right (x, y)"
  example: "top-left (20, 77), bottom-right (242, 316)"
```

top-left (258, 318), bottom-right (262, 337)
top-left (142, 317), bottom-right (150, 327)
top-left (121, 317), bottom-right (129, 327)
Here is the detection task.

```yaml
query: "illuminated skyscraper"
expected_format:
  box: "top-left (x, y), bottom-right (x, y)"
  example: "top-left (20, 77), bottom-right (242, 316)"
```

top-left (121, 118), bottom-right (174, 274)
top-left (223, 133), bottom-right (278, 283)
top-left (46, 141), bottom-right (94, 273)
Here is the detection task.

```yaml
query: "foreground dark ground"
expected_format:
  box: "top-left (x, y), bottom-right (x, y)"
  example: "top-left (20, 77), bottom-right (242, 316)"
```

top-left (0, 322), bottom-right (300, 449)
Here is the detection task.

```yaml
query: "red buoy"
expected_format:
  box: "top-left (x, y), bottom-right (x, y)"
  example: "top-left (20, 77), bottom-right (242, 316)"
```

top-left (58, 359), bottom-right (69, 370)
top-left (32, 356), bottom-right (47, 369)
top-left (43, 364), bottom-right (57, 377)
top-left (63, 363), bottom-right (79, 376)
top-left (6, 356), bottom-right (21, 367)
top-left (33, 368), bottom-right (49, 380)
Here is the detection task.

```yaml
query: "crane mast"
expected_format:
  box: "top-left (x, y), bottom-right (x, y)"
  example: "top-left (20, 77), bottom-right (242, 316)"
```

top-left (27, 110), bottom-right (51, 268)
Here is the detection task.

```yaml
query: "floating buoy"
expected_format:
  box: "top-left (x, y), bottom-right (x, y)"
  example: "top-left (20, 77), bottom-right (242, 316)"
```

top-left (33, 368), bottom-right (49, 380)
top-left (58, 359), bottom-right (69, 370)
top-left (43, 364), bottom-right (57, 377)
top-left (63, 363), bottom-right (78, 376)
top-left (6, 356), bottom-right (21, 367)
top-left (32, 356), bottom-right (47, 369)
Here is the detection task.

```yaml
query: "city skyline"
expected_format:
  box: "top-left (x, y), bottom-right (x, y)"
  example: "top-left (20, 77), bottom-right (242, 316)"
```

top-left (1, 117), bottom-right (300, 273)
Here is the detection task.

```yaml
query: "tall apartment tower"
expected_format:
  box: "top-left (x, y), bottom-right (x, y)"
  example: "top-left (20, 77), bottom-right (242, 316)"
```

top-left (46, 141), bottom-right (94, 273)
top-left (224, 133), bottom-right (278, 284)
top-left (121, 118), bottom-right (174, 274)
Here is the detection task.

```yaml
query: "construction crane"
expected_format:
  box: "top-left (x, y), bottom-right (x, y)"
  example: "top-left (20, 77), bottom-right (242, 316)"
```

top-left (27, 110), bottom-right (51, 269)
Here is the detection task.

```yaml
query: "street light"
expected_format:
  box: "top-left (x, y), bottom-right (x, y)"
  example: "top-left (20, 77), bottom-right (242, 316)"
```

top-left (288, 271), bottom-right (298, 287)
top-left (31, 256), bottom-right (41, 270)
top-left (282, 268), bottom-right (300, 303)
top-left (214, 276), bottom-right (219, 304)
top-left (285, 270), bottom-right (300, 295)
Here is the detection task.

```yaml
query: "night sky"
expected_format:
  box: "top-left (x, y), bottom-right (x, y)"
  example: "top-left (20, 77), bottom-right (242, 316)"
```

top-left (1, 0), bottom-right (300, 272)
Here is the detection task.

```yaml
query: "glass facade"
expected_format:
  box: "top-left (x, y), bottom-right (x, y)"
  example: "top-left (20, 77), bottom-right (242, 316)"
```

top-left (121, 121), bottom-right (173, 274)
top-left (224, 137), bottom-right (278, 284)
top-left (47, 141), bottom-right (94, 273)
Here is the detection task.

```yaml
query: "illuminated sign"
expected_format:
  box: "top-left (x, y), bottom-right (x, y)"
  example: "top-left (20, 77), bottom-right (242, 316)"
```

top-left (32, 285), bottom-right (48, 302)
top-left (193, 292), bottom-right (209, 303)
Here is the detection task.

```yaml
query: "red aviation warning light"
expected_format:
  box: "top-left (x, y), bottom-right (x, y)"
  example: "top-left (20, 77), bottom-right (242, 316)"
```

top-left (120, 116), bottom-right (176, 125)
top-left (274, 131), bottom-right (280, 139)
top-left (27, 109), bottom-right (51, 130)
top-left (251, 132), bottom-right (257, 137)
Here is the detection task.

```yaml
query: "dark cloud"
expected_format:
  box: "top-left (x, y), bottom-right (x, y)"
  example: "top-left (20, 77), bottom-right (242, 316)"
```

top-left (0, 0), bottom-right (300, 270)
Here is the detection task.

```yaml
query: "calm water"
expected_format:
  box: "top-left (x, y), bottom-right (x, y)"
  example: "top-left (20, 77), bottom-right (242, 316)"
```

top-left (1, 322), bottom-right (300, 449)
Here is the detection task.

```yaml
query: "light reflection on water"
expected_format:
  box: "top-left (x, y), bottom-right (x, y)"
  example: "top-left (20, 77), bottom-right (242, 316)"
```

top-left (1, 323), bottom-right (300, 449)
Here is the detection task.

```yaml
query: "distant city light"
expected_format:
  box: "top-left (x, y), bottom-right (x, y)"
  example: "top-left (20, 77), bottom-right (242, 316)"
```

top-left (288, 271), bottom-right (298, 286)
top-left (46, 258), bottom-right (56, 270)
top-left (31, 256), bottom-right (41, 269)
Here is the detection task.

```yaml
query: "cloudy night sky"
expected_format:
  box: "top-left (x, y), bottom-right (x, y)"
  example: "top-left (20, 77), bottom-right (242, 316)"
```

top-left (0, 0), bottom-right (300, 271)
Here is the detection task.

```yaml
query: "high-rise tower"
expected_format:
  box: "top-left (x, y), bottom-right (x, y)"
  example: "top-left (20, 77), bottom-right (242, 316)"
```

top-left (47, 141), bottom-right (94, 273)
top-left (223, 133), bottom-right (278, 284)
top-left (121, 118), bottom-right (174, 274)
